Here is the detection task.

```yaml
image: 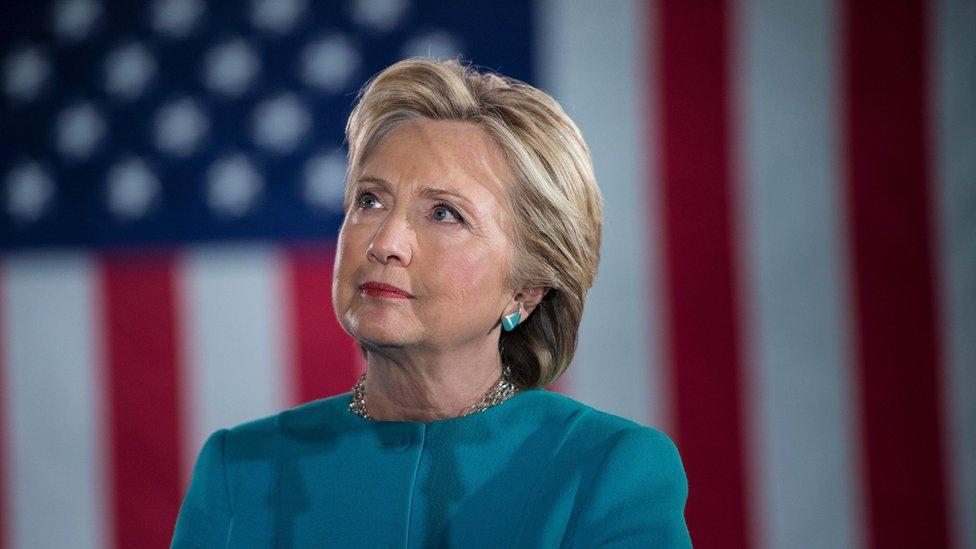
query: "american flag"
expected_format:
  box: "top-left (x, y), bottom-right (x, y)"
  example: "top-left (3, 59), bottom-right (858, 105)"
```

top-left (1, 0), bottom-right (974, 548)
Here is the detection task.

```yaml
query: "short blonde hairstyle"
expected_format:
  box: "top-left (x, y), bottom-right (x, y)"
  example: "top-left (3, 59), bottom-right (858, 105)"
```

top-left (345, 58), bottom-right (603, 388)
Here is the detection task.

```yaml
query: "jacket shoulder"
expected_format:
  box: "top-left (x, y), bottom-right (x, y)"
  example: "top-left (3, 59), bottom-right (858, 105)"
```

top-left (538, 391), bottom-right (677, 456)
top-left (219, 391), bottom-right (354, 452)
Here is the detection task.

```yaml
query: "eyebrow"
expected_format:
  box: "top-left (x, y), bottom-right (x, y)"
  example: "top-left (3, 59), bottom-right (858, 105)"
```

top-left (418, 186), bottom-right (475, 210)
top-left (356, 176), bottom-right (476, 210)
top-left (355, 176), bottom-right (393, 193)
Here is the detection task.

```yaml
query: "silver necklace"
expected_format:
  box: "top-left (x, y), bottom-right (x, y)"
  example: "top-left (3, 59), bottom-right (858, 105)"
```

top-left (348, 366), bottom-right (519, 421)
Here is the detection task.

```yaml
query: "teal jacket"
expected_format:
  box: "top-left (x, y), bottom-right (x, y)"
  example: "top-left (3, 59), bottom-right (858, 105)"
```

top-left (172, 387), bottom-right (692, 548)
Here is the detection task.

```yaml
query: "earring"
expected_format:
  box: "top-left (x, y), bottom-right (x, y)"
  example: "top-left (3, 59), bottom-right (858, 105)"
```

top-left (502, 302), bottom-right (523, 332)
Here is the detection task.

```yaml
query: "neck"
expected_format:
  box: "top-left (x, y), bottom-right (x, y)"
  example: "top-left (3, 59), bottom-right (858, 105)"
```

top-left (361, 339), bottom-right (505, 422)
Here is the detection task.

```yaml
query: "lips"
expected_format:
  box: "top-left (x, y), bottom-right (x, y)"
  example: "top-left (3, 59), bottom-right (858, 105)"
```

top-left (359, 281), bottom-right (413, 299)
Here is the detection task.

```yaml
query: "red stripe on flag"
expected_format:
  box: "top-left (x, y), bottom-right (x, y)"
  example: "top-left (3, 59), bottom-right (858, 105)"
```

top-left (842, 2), bottom-right (950, 547)
top-left (655, 2), bottom-right (751, 547)
top-left (99, 251), bottom-right (184, 548)
top-left (285, 244), bottom-right (359, 405)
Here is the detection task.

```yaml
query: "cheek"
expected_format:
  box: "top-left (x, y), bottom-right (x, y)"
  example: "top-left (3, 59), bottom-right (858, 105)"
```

top-left (332, 224), bottom-right (361, 304)
top-left (427, 240), bottom-right (509, 305)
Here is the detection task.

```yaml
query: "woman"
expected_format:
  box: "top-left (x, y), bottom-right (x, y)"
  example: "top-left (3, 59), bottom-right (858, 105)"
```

top-left (172, 58), bottom-right (691, 548)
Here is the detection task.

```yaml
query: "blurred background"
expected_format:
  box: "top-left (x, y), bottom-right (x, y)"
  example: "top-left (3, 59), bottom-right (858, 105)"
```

top-left (1, 0), bottom-right (973, 547)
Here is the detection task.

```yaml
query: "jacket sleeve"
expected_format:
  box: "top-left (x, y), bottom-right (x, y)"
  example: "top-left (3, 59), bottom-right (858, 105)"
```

top-left (568, 427), bottom-right (692, 548)
top-left (171, 429), bottom-right (233, 548)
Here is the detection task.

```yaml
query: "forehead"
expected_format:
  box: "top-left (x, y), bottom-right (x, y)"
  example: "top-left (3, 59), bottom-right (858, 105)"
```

top-left (356, 119), bottom-right (515, 208)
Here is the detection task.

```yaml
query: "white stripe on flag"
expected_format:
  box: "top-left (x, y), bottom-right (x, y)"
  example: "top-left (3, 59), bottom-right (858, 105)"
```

top-left (733, 1), bottom-right (864, 548)
top-left (536, 0), bottom-right (665, 428)
top-left (1, 253), bottom-right (109, 549)
top-left (933, 1), bottom-right (976, 548)
top-left (178, 245), bottom-right (291, 478)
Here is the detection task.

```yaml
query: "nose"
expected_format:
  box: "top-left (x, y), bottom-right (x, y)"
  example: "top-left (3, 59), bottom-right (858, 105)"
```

top-left (367, 213), bottom-right (413, 266)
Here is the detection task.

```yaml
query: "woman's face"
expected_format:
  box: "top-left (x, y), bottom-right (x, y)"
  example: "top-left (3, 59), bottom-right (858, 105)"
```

top-left (332, 118), bottom-right (518, 353)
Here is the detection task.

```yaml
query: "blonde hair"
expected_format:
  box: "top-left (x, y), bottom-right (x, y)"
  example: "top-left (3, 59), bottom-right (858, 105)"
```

top-left (345, 58), bottom-right (603, 388)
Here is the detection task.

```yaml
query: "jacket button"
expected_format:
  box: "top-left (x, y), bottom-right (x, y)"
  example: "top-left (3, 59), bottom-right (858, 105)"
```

top-left (393, 434), bottom-right (412, 453)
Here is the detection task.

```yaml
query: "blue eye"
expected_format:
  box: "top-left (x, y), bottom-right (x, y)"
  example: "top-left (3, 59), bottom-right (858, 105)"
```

top-left (356, 191), bottom-right (381, 209)
top-left (432, 203), bottom-right (463, 224)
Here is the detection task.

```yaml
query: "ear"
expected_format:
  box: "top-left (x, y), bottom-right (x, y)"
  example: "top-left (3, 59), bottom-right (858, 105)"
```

top-left (515, 286), bottom-right (548, 321)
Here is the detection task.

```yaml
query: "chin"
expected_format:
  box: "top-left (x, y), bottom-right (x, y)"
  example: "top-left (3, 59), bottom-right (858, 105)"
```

top-left (344, 313), bottom-right (420, 348)
top-left (353, 331), bottom-right (418, 351)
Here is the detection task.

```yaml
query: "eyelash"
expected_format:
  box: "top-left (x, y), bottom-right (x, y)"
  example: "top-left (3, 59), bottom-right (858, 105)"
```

top-left (432, 201), bottom-right (465, 224)
top-left (353, 190), bottom-right (466, 225)
top-left (354, 190), bottom-right (379, 210)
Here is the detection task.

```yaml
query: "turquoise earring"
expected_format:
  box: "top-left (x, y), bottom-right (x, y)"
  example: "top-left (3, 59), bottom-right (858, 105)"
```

top-left (502, 302), bottom-right (523, 332)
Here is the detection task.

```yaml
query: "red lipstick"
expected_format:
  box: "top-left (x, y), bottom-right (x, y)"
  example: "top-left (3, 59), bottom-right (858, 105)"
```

top-left (359, 281), bottom-right (413, 299)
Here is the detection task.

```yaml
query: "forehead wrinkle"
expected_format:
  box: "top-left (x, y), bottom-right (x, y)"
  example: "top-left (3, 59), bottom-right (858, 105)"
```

top-left (404, 118), bottom-right (512, 194)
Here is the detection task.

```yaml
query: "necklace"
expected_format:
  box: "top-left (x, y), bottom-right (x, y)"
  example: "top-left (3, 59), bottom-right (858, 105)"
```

top-left (348, 365), bottom-right (519, 421)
